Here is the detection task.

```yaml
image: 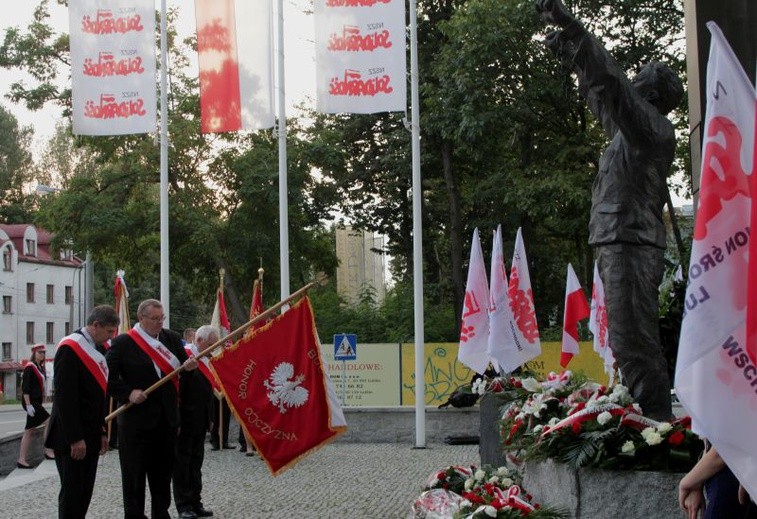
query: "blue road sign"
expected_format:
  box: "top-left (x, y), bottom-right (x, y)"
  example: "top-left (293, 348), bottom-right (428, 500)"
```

top-left (334, 333), bottom-right (357, 361)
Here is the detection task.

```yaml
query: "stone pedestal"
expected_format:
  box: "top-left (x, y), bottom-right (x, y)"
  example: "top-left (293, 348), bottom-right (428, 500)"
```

top-left (523, 459), bottom-right (682, 519)
top-left (478, 393), bottom-right (511, 467)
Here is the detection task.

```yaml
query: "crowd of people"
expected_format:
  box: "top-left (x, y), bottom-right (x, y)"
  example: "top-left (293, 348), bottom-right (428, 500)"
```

top-left (20, 299), bottom-right (257, 519)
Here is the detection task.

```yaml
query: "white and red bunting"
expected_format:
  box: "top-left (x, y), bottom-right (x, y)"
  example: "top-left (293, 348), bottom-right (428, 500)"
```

top-left (314, 0), bottom-right (406, 114)
top-left (69, 0), bottom-right (156, 135)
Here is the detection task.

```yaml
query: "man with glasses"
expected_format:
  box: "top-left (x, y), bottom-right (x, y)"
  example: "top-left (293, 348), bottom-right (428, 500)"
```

top-left (107, 299), bottom-right (198, 519)
top-left (45, 304), bottom-right (120, 518)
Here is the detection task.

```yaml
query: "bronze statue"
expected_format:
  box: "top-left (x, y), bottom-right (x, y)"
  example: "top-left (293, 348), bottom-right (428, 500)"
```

top-left (536, 0), bottom-right (684, 421)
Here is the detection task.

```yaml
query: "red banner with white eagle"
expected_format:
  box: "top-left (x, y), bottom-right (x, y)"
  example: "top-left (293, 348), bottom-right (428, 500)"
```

top-left (209, 297), bottom-right (347, 475)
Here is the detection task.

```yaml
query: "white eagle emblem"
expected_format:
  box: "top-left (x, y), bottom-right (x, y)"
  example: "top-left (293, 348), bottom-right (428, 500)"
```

top-left (263, 362), bottom-right (309, 414)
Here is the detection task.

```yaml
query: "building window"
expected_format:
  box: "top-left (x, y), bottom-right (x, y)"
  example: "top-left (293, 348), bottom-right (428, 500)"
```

top-left (26, 322), bottom-right (34, 344)
top-left (26, 283), bottom-right (35, 303)
top-left (25, 238), bottom-right (36, 257)
top-left (46, 322), bottom-right (54, 344)
top-left (2, 295), bottom-right (10, 314)
top-left (2, 248), bottom-right (11, 271)
top-left (46, 284), bottom-right (54, 304)
top-left (65, 286), bottom-right (73, 305)
top-left (64, 322), bottom-right (70, 336)
top-left (1, 342), bottom-right (10, 361)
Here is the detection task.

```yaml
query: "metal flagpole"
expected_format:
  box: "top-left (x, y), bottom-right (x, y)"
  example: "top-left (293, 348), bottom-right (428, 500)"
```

top-left (277, 0), bottom-right (290, 303)
top-left (409, 0), bottom-right (425, 448)
top-left (159, 0), bottom-right (170, 328)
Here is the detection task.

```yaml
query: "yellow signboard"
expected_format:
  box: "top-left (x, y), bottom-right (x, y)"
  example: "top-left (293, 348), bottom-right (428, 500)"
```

top-left (400, 342), bottom-right (609, 406)
top-left (321, 342), bottom-right (401, 406)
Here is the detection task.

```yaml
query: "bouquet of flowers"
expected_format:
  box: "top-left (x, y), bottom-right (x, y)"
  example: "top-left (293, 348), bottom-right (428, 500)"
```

top-left (412, 464), bottom-right (567, 519)
top-left (501, 381), bottom-right (702, 471)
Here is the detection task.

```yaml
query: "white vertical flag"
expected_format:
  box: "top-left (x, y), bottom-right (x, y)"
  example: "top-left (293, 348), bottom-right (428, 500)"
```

top-left (487, 225), bottom-right (514, 373)
top-left (494, 227), bottom-right (541, 372)
top-left (589, 261), bottom-right (615, 383)
top-left (560, 263), bottom-right (590, 368)
top-left (675, 22), bottom-right (757, 499)
top-left (195, 0), bottom-right (274, 133)
top-left (314, 0), bottom-right (406, 114)
top-left (458, 228), bottom-right (490, 374)
top-left (69, 0), bottom-right (157, 135)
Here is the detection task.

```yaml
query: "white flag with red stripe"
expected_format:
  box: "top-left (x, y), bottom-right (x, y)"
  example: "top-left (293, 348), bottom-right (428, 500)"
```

top-left (675, 22), bottom-right (757, 499)
top-left (195, 0), bottom-right (274, 133)
top-left (211, 287), bottom-right (231, 340)
top-left (560, 263), bottom-right (590, 368)
top-left (114, 270), bottom-right (131, 335)
top-left (589, 261), bottom-right (615, 381)
top-left (458, 228), bottom-right (490, 374)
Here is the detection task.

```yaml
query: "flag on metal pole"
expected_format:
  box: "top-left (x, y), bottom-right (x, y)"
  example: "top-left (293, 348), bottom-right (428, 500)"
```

top-left (487, 225), bottom-right (513, 373)
top-left (211, 269), bottom-right (231, 341)
top-left (210, 297), bottom-right (346, 475)
top-left (675, 21), bottom-right (757, 498)
top-left (114, 270), bottom-right (130, 335)
top-left (195, 0), bottom-right (275, 132)
top-left (457, 228), bottom-right (490, 374)
top-left (560, 263), bottom-right (590, 368)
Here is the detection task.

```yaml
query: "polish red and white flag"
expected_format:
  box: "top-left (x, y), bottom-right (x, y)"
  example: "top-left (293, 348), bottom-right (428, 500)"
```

top-left (195, 0), bottom-right (274, 133)
top-left (458, 228), bottom-right (490, 374)
top-left (560, 263), bottom-right (590, 368)
top-left (211, 287), bottom-right (231, 340)
top-left (675, 22), bottom-right (757, 499)
top-left (588, 261), bottom-right (615, 382)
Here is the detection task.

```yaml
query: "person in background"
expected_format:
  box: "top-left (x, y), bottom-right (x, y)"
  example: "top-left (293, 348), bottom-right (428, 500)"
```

top-left (174, 325), bottom-right (218, 519)
top-left (106, 299), bottom-right (198, 519)
top-left (45, 305), bottom-right (120, 518)
top-left (17, 343), bottom-right (53, 468)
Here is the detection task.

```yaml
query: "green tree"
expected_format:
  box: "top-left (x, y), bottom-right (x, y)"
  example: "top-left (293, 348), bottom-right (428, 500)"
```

top-left (0, 105), bottom-right (35, 223)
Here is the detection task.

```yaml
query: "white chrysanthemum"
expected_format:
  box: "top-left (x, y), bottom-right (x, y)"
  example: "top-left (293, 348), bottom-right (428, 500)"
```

top-left (521, 377), bottom-right (541, 392)
top-left (597, 411), bottom-right (613, 426)
top-left (645, 432), bottom-right (663, 446)
top-left (475, 469), bottom-right (486, 481)
top-left (497, 466), bottom-right (510, 477)
top-left (460, 499), bottom-right (472, 508)
top-left (483, 505), bottom-right (498, 517)
top-left (464, 478), bottom-right (475, 491)
top-left (632, 403), bottom-right (642, 413)
top-left (621, 441), bottom-right (635, 453)
top-left (472, 379), bottom-right (486, 395)
top-left (548, 417), bottom-right (560, 427)
top-left (515, 412), bottom-right (526, 422)
top-left (532, 425), bottom-right (543, 434)
top-left (488, 476), bottom-right (499, 484)
top-left (641, 427), bottom-right (655, 440)
top-left (596, 395), bottom-right (610, 404)
top-left (501, 477), bottom-right (514, 488)
top-left (657, 422), bottom-right (672, 434)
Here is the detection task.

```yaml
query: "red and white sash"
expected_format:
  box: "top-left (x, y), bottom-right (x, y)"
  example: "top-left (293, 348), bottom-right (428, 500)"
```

top-left (129, 325), bottom-right (181, 392)
top-left (184, 345), bottom-right (220, 392)
top-left (28, 362), bottom-right (45, 396)
top-left (57, 333), bottom-right (108, 395)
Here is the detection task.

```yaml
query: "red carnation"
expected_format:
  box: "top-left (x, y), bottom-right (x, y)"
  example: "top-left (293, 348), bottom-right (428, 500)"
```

top-left (668, 431), bottom-right (685, 447)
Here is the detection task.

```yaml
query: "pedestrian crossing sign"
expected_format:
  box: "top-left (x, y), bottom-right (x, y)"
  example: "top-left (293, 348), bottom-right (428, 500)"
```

top-left (334, 334), bottom-right (357, 360)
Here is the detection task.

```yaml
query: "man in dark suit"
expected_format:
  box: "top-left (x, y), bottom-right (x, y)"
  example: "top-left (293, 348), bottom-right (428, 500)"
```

top-left (45, 305), bottom-right (120, 519)
top-left (106, 299), bottom-right (197, 519)
top-left (173, 325), bottom-right (218, 519)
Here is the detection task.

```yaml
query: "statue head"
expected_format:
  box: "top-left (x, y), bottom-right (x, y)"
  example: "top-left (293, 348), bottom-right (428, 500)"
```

top-left (632, 62), bottom-right (684, 115)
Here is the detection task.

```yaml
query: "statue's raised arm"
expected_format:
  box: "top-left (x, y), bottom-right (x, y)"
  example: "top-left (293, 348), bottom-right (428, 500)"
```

top-left (536, 0), bottom-right (683, 422)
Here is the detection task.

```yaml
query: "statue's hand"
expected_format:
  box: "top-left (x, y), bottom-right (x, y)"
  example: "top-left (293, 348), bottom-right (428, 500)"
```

top-left (535, 0), bottom-right (574, 27)
top-left (544, 30), bottom-right (562, 53)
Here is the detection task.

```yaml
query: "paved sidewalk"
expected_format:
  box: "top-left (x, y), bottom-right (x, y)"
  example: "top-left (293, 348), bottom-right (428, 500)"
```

top-left (1, 442), bottom-right (479, 518)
